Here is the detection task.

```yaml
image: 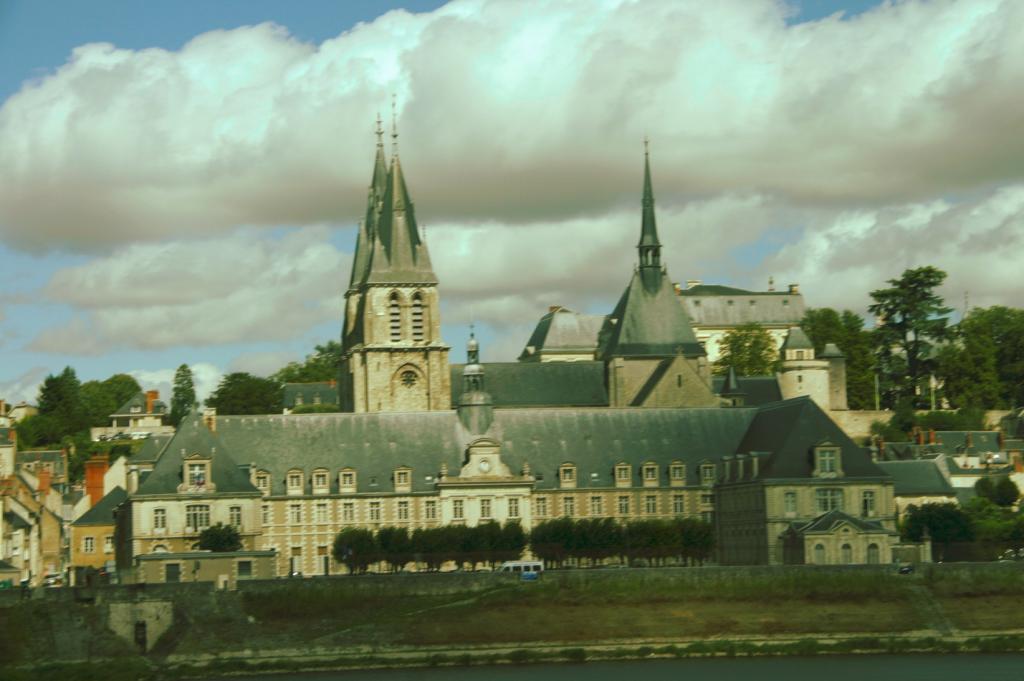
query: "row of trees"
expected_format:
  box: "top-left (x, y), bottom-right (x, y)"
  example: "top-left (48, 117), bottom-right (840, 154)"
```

top-left (329, 518), bottom-right (715, 574)
top-left (530, 517), bottom-right (715, 566)
top-left (332, 522), bottom-right (527, 573)
top-left (715, 266), bottom-right (1024, 412)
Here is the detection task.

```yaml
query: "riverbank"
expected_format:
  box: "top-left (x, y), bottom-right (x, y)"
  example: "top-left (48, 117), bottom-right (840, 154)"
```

top-left (4, 564), bottom-right (1024, 680)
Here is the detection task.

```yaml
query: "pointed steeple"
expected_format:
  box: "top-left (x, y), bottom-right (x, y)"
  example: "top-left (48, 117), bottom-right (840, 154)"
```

top-left (365, 150), bottom-right (437, 284)
top-left (638, 138), bottom-right (661, 270)
top-left (349, 115), bottom-right (390, 290)
top-left (720, 365), bottom-right (747, 407)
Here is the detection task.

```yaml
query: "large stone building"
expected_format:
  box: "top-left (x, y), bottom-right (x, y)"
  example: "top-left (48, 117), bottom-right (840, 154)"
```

top-left (112, 130), bottom-right (909, 579)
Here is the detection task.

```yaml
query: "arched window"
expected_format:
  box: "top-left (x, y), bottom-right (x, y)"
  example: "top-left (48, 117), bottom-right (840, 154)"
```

top-left (411, 293), bottom-right (425, 341)
top-left (841, 543), bottom-right (853, 564)
top-left (813, 543), bottom-right (825, 564)
top-left (389, 292), bottom-right (401, 342)
top-left (867, 543), bottom-right (880, 564)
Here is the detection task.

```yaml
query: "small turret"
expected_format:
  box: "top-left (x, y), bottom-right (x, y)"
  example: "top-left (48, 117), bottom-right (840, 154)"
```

top-left (458, 331), bottom-right (493, 434)
top-left (720, 365), bottom-right (747, 407)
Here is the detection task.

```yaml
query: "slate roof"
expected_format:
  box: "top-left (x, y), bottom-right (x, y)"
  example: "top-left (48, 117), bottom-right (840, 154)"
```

top-left (4, 511), bottom-right (31, 531)
top-left (934, 431), bottom-right (1002, 453)
top-left (736, 397), bottom-right (887, 480)
top-left (215, 406), bottom-right (757, 495)
top-left (133, 434), bottom-right (174, 465)
top-left (448, 362), bottom-right (608, 408)
top-left (15, 450), bottom-right (65, 477)
top-left (519, 308), bottom-right (605, 359)
top-left (113, 392), bottom-right (167, 416)
top-left (73, 487), bottom-right (127, 526)
top-left (134, 412), bottom-right (259, 497)
top-left (284, 382), bottom-right (339, 408)
top-left (208, 395), bottom-right (890, 497)
top-left (875, 460), bottom-right (955, 496)
top-left (597, 267), bottom-right (704, 359)
top-left (711, 375), bottom-right (782, 406)
top-left (677, 285), bottom-right (805, 327)
top-left (793, 509), bottom-right (897, 535)
top-left (781, 327), bottom-right (814, 351)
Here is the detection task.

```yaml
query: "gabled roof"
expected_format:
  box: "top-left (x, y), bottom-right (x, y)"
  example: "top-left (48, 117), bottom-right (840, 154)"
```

top-left (3, 511), bottom-right (31, 531)
top-left (793, 509), bottom-right (896, 535)
top-left (135, 411), bottom-right (259, 497)
top-left (449, 362), bottom-right (608, 408)
top-left (712, 375), bottom-right (782, 406)
top-left (597, 267), bottom-right (704, 359)
top-left (875, 459), bottom-right (955, 496)
top-left (133, 434), bottom-right (174, 465)
top-left (73, 487), bottom-right (127, 526)
top-left (112, 392), bottom-right (166, 416)
top-left (519, 307), bottom-right (604, 359)
top-left (736, 397), bottom-right (888, 480)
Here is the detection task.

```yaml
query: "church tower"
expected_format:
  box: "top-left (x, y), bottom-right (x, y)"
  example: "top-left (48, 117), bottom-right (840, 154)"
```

top-left (339, 118), bottom-right (451, 412)
top-left (597, 144), bottom-right (717, 408)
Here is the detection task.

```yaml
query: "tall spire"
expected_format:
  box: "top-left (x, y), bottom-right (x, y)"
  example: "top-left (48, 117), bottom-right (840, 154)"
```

top-left (390, 93), bottom-right (399, 159)
top-left (348, 116), bottom-right (390, 290)
top-left (638, 137), bottom-right (661, 269)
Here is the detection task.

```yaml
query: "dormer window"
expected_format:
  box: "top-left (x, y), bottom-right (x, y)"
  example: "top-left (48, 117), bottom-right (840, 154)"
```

top-left (395, 468), bottom-right (411, 491)
top-left (700, 464), bottom-right (716, 487)
top-left (188, 464), bottom-right (206, 487)
top-left (559, 464), bottom-right (577, 488)
top-left (179, 453), bottom-right (215, 493)
top-left (255, 471), bottom-right (270, 494)
top-left (287, 470), bottom-right (304, 495)
top-left (643, 464), bottom-right (658, 484)
top-left (615, 464), bottom-right (631, 487)
top-left (312, 469), bottom-right (329, 494)
top-left (340, 469), bottom-right (356, 492)
top-left (813, 445), bottom-right (843, 478)
top-left (669, 462), bottom-right (685, 485)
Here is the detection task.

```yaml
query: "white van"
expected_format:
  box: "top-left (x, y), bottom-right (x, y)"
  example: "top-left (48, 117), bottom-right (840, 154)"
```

top-left (498, 560), bottom-right (544, 575)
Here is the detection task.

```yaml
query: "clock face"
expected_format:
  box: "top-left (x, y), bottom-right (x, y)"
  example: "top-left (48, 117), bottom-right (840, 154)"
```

top-left (478, 458), bottom-right (492, 473)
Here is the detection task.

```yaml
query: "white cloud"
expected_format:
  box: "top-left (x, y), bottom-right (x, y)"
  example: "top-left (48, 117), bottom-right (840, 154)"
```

top-left (764, 184), bottom-right (1024, 316)
top-left (30, 226), bottom-right (348, 353)
top-left (129, 362), bottom-right (223, 404)
top-left (228, 350), bottom-right (300, 377)
top-left (1, 0), bottom-right (1022, 252)
top-left (0, 366), bottom-right (48, 405)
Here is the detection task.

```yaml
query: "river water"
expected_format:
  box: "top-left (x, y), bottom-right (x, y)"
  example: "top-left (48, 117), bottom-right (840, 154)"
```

top-left (210, 654), bottom-right (1023, 681)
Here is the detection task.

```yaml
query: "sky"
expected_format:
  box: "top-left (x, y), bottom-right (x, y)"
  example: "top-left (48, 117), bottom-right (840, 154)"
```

top-left (1, 0), bottom-right (1022, 405)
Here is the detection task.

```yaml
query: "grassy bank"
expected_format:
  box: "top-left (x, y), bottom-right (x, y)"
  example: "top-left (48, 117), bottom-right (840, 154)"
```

top-left (4, 565), bottom-right (1024, 680)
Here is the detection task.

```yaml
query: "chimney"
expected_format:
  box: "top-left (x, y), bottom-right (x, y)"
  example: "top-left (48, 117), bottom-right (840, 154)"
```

top-left (84, 453), bottom-right (109, 506)
top-left (788, 284), bottom-right (800, 294)
top-left (145, 390), bottom-right (159, 414)
top-left (0, 398), bottom-right (5, 415)
top-left (328, 379), bottom-right (336, 388)
top-left (929, 429), bottom-right (936, 445)
top-left (37, 467), bottom-right (51, 494)
top-left (203, 407), bottom-right (217, 433)
top-left (686, 279), bottom-right (702, 290)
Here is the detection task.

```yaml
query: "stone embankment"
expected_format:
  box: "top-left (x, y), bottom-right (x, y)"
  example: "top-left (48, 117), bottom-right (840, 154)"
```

top-left (3, 563), bottom-right (1024, 681)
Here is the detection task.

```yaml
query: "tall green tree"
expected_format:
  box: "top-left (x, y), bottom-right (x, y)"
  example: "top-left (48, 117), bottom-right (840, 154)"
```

top-left (273, 341), bottom-right (343, 383)
top-left (170, 364), bottom-right (197, 426)
top-left (206, 373), bottom-right (283, 415)
top-left (36, 366), bottom-right (88, 439)
top-left (714, 323), bottom-right (778, 376)
top-left (800, 308), bottom-right (876, 409)
top-left (868, 266), bottom-right (952, 406)
top-left (938, 306), bottom-right (1024, 408)
top-left (81, 373), bottom-right (143, 427)
top-left (332, 528), bottom-right (378, 574)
